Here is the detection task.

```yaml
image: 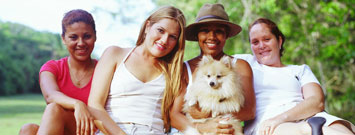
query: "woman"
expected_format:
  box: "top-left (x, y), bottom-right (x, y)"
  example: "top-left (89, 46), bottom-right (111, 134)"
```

top-left (19, 9), bottom-right (98, 135)
top-left (87, 6), bottom-right (186, 135)
top-left (234, 18), bottom-right (354, 135)
top-left (169, 3), bottom-right (255, 134)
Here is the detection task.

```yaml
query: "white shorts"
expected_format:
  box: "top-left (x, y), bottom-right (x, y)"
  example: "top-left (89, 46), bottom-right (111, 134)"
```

top-left (96, 122), bottom-right (166, 135)
top-left (312, 111), bottom-right (355, 131)
top-left (245, 103), bottom-right (355, 135)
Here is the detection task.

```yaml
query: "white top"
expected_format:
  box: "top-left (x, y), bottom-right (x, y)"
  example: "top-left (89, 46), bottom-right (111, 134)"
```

top-left (105, 48), bottom-right (165, 133)
top-left (233, 54), bottom-right (320, 135)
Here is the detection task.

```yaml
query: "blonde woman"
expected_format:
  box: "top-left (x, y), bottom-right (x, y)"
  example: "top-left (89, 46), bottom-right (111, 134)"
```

top-left (88, 6), bottom-right (186, 135)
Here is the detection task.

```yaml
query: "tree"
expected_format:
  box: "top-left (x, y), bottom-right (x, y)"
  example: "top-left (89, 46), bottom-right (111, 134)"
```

top-left (0, 21), bottom-right (67, 95)
top-left (156, 0), bottom-right (355, 123)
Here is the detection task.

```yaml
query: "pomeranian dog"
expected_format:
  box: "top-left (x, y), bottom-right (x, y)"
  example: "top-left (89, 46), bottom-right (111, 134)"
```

top-left (183, 55), bottom-right (244, 135)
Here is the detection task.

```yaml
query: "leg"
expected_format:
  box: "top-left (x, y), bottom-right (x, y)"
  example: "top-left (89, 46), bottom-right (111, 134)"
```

top-left (36, 103), bottom-right (76, 135)
top-left (273, 121), bottom-right (354, 135)
top-left (19, 123), bottom-right (39, 135)
top-left (323, 121), bottom-right (354, 135)
top-left (272, 122), bottom-right (307, 135)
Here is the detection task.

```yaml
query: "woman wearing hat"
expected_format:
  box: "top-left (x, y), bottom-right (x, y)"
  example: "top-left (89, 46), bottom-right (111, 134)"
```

top-left (170, 3), bottom-right (255, 134)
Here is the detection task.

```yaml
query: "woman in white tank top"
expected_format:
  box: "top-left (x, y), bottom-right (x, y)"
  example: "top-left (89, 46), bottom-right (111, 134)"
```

top-left (88, 6), bottom-right (186, 135)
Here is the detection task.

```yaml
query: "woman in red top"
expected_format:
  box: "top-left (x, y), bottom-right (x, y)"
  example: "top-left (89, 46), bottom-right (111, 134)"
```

top-left (19, 9), bottom-right (97, 135)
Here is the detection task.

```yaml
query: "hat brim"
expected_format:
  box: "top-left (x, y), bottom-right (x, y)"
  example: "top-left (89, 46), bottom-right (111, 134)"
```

top-left (185, 18), bottom-right (242, 41)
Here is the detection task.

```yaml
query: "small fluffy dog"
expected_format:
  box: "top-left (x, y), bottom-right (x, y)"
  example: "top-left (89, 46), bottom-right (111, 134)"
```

top-left (183, 55), bottom-right (244, 135)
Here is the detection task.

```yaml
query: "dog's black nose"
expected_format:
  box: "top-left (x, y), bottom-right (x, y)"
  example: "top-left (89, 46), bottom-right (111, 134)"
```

top-left (209, 82), bottom-right (215, 87)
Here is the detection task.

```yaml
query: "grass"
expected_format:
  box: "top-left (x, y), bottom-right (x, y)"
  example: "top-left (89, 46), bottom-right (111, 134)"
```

top-left (0, 94), bottom-right (46, 135)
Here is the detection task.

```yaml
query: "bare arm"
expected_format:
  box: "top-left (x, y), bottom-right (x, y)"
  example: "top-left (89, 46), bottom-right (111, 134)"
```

top-left (170, 84), bottom-right (230, 134)
top-left (170, 63), bottom-right (233, 134)
top-left (88, 46), bottom-right (127, 135)
top-left (170, 88), bottom-right (196, 131)
top-left (40, 66), bottom-right (95, 135)
top-left (40, 71), bottom-right (85, 109)
top-left (232, 59), bottom-right (256, 121)
top-left (259, 83), bottom-right (324, 135)
top-left (272, 83), bottom-right (324, 122)
top-left (170, 64), bottom-right (196, 131)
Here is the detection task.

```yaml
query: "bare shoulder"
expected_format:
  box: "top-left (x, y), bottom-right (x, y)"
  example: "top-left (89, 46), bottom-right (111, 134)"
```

top-left (100, 46), bottom-right (132, 63)
top-left (102, 46), bottom-right (129, 58)
top-left (234, 59), bottom-right (252, 76)
top-left (186, 56), bottom-right (201, 74)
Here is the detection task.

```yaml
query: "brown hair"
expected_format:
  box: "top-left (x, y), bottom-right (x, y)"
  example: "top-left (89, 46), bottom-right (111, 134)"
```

top-left (61, 9), bottom-right (96, 37)
top-left (249, 18), bottom-right (285, 56)
top-left (136, 6), bottom-right (186, 132)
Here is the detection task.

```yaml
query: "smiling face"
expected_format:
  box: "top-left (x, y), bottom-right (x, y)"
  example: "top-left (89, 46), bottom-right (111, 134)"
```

top-left (249, 23), bottom-right (283, 67)
top-left (62, 22), bottom-right (96, 62)
top-left (197, 23), bottom-right (228, 57)
top-left (144, 18), bottom-right (180, 58)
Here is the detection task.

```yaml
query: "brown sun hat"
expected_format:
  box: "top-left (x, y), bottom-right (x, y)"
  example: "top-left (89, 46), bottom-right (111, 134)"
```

top-left (186, 3), bottom-right (242, 41)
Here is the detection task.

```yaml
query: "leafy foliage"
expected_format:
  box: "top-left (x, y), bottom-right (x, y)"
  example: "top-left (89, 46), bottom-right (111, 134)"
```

top-left (156, 0), bottom-right (355, 123)
top-left (0, 21), bottom-right (67, 95)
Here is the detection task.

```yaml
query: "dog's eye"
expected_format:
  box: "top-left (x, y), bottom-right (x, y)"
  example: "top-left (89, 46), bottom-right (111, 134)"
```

top-left (217, 75), bottom-right (221, 78)
top-left (207, 75), bottom-right (210, 78)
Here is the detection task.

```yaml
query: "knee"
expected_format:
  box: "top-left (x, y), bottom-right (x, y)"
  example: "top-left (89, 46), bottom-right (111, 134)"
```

top-left (44, 103), bottom-right (65, 116)
top-left (19, 123), bottom-right (39, 135)
top-left (299, 122), bottom-right (312, 135)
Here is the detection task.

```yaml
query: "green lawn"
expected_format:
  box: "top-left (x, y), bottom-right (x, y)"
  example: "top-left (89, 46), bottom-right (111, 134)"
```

top-left (0, 94), bottom-right (46, 135)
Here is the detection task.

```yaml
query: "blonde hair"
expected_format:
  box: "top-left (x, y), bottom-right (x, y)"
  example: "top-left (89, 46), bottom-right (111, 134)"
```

top-left (136, 6), bottom-right (186, 132)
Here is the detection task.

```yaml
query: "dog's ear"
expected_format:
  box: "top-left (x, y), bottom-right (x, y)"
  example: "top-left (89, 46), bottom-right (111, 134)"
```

top-left (200, 55), bottom-right (213, 66)
top-left (221, 56), bottom-right (232, 68)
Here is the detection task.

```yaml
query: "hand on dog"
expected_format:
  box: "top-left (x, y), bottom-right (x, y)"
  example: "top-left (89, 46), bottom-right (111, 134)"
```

top-left (188, 102), bottom-right (211, 119)
top-left (196, 117), bottom-right (234, 135)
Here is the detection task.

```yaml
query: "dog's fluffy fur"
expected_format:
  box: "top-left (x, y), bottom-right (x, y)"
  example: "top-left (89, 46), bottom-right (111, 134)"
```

top-left (183, 55), bottom-right (244, 135)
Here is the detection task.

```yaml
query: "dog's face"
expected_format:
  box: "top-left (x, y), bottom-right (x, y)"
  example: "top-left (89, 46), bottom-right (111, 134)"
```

top-left (203, 68), bottom-right (225, 89)
top-left (197, 55), bottom-right (233, 90)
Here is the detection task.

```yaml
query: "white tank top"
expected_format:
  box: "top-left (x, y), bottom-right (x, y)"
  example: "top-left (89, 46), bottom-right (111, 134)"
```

top-left (105, 48), bottom-right (165, 132)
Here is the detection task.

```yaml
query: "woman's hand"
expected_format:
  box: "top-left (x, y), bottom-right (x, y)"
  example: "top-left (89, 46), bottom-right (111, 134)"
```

top-left (74, 101), bottom-right (95, 135)
top-left (196, 117), bottom-right (234, 135)
top-left (258, 117), bottom-right (283, 135)
top-left (188, 102), bottom-right (211, 119)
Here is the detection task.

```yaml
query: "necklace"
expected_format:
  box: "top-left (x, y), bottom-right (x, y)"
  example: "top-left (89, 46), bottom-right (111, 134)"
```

top-left (68, 57), bottom-right (92, 87)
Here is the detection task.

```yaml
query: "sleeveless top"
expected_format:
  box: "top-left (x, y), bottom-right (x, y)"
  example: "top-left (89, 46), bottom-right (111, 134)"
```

top-left (105, 48), bottom-right (165, 132)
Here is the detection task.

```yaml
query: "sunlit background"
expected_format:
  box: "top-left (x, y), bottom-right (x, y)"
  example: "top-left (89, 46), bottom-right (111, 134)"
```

top-left (0, 0), bottom-right (353, 134)
top-left (0, 0), bottom-right (156, 57)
